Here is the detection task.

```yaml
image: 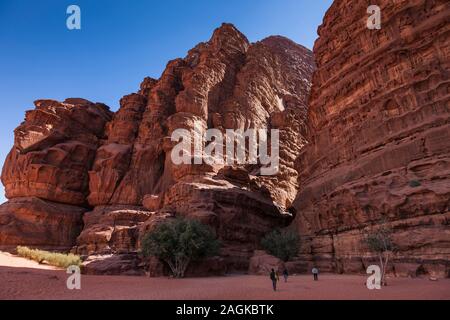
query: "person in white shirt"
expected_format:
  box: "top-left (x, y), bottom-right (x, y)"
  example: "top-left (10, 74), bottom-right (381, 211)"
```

top-left (312, 267), bottom-right (319, 281)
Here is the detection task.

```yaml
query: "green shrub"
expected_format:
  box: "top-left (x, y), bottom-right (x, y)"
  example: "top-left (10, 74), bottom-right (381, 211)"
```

top-left (364, 227), bottom-right (395, 253)
top-left (141, 218), bottom-right (220, 278)
top-left (261, 229), bottom-right (299, 262)
top-left (363, 226), bottom-right (396, 286)
top-left (16, 246), bottom-right (81, 268)
top-left (409, 180), bottom-right (421, 188)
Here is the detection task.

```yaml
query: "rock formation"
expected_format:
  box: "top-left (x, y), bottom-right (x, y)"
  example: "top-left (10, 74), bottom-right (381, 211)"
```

top-left (2, 99), bottom-right (112, 205)
top-left (79, 24), bottom-right (314, 272)
top-left (0, 23), bottom-right (314, 273)
top-left (248, 250), bottom-right (285, 275)
top-left (0, 99), bottom-right (112, 251)
top-left (1, 0), bottom-right (448, 278)
top-left (0, 197), bottom-right (85, 251)
top-left (291, 0), bottom-right (450, 278)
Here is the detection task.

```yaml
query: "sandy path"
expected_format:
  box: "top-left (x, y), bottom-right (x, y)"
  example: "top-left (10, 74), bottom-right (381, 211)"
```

top-left (1, 252), bottom-right (449, 300)
top-left (0, 251), bottom-right (60, 270)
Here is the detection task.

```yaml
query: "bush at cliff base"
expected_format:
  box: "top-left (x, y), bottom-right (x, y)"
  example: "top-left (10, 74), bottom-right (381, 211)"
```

top-left (141, 218), bottom-right (220, 278)
top-left (16, 246), bottom-right (81, 268)
top-left (261, 229), bottom-right (299, 262)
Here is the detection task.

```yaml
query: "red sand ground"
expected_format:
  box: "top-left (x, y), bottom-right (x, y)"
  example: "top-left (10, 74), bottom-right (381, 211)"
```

top-left (1, 252), bottom-right (449, 300)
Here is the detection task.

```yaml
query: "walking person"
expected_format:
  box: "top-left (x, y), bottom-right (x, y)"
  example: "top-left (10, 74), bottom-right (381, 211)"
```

top-left (312, 266), bottom-right (319, 281)
top-left (270, 269), bottom-right (278, 291)
top-left (283, 268), bottom-right (289, 283)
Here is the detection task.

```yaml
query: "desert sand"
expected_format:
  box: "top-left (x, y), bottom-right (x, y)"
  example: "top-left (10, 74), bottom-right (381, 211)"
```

top-left (0, 251), bottom-right (59, 270)
top-left (0, 252), bottom-right (449, 300)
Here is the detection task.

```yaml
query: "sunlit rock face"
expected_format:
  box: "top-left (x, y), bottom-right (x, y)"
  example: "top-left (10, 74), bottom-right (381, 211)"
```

top-left (291, 0), bottom-right (450, 277)
top-left (81, 24), bottom-right (314, 270)
top-left (2, 99), bottom-right (112, 205)
top-left (0, 24), bottom-right (314, 271)
top-left (0, 99), bottom-right (112, 250)
top-left (0, 197), bottom-right (85, 251)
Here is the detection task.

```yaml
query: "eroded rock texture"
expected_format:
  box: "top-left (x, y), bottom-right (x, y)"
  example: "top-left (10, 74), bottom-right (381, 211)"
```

top-left (0, 24), bottom-right (314, 272)
top-left (0, 99), bottom-right (112, 250)
top-left (0, 197), bottom-right (85, 251)
top-left (79, 24), bottom-right (314, 271)
top-left (2, 99), bottom-right (112, 205)
top-left (291, 0), bottom-right (450, 278)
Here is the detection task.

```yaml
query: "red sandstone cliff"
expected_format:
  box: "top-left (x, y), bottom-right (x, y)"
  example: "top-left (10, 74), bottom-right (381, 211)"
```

top-left (0, 24), bottom-right (314, 272)
top-left (291, 0), bottom-right (450, 278)
top-left (0, 99), bottom-right (112, 250)
top-left (1, 0), bottom-right (449, 278)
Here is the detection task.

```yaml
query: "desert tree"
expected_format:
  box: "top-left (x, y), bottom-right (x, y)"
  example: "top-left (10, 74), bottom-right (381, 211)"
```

top-left (141, 217), bottom-right (220, 278)
top-left (363, 225), bottom-right (396, 286)
top-left (261, 229), bottom-right (299, 262)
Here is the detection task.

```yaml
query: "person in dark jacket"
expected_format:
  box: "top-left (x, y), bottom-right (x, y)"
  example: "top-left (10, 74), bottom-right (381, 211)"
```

top-left (270, 269), bottom-right (279, 291)
top-left (283, 268), bottom-right (289, 282)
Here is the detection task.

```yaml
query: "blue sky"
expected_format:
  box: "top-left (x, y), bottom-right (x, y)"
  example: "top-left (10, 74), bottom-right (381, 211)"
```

top-left (0, 0), bottom-right (333, 204)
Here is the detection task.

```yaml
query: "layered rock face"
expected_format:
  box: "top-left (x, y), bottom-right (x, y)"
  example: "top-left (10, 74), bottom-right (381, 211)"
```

top-left (2, 99), bottom-right (112, 205)
top-left (0, 99), bottom-right (112, 250)
top-left (4, 3), bottom-right (447, 278)
top-left (0, 197), bottom-right (85, 251)
top-left (291, 0), bottom-right (450, 277)
top-left (0, 24), bottom-right (314, 272)
top-left (79, 24), bottom-right (314, 271)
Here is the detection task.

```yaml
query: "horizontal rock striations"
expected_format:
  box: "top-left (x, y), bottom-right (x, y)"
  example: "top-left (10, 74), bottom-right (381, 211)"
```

top-left (0, 99), bottom-right (112, 250)
top-left (291, 0), bottom-right (450, 277)
top-left (0, 24), bottom-right (314, 272)
top-left (79, 24), bottom-right (314, 271)
top-left (2, 4), bottom-right (447, 278)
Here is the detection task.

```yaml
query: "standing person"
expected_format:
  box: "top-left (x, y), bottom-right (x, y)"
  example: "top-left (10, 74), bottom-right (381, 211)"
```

top-left (283, 268), bottom-right (289, 282)
top-left (312, 267), bottom-right (319, 281)
top-left (270, 269), bottom-right (278, 291)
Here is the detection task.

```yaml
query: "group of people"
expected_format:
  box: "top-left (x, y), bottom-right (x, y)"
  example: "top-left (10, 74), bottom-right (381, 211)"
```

top-left (269, 267), bottom-right (319, 291)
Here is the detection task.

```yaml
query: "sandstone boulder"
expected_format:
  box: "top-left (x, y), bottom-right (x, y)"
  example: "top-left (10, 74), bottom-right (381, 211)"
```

top-left (82, 254), bottom-right (144, 276)
top-left (76, 206), bottom-right (152, 255)
top-left (0, 197), bottom-right (85, 251)
top-left (248, 250), bottom-right (285, 275)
